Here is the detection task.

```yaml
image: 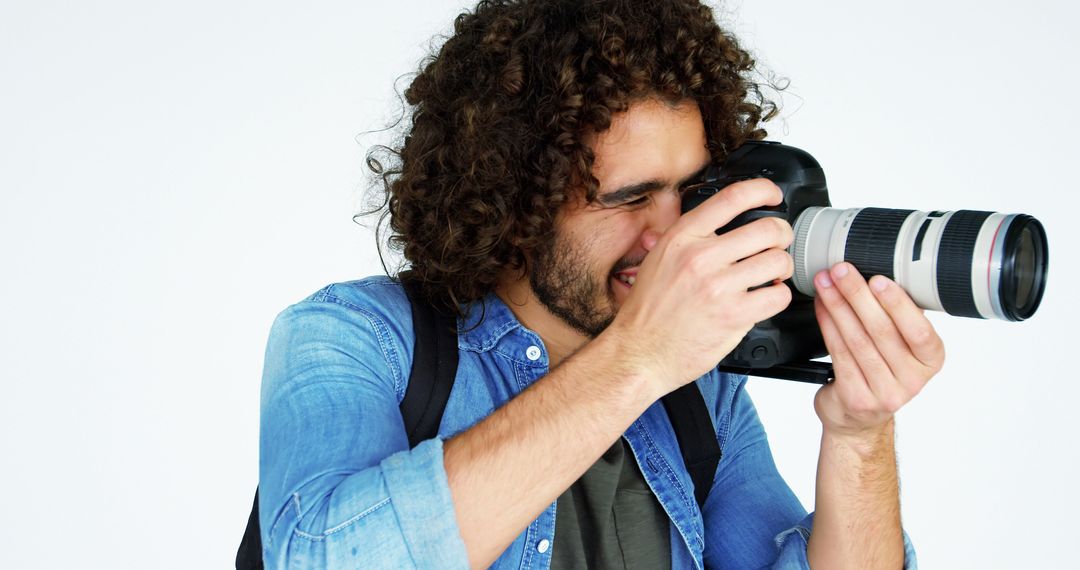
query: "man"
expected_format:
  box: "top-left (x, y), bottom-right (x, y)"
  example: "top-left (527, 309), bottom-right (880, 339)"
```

top-left (258, 0), bottom-right (942, 567)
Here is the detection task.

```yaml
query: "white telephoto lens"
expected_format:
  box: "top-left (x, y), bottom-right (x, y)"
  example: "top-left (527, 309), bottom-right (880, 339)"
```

top-left (789, 207), bottom-right (1047, 321)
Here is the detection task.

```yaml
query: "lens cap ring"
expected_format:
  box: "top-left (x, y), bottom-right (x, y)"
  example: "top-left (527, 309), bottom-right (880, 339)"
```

top-left (1000, 215), bottom-right (1048, 321)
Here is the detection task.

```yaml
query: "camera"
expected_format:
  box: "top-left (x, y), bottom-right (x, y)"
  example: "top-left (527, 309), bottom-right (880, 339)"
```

top-left (680, 141), bottom-right (1049, 384)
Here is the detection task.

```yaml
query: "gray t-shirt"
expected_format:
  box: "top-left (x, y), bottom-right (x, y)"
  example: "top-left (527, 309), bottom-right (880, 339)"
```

top-left (549, 438), bottom-right (672, 569)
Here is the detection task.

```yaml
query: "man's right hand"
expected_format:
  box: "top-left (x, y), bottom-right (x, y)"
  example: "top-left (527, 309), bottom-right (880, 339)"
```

top-left (605, 178), bottom-right (795, 399)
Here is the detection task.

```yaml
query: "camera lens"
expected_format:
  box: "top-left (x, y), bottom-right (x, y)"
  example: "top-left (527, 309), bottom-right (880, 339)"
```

top-left (790, 207), bottom-right (1048, 321)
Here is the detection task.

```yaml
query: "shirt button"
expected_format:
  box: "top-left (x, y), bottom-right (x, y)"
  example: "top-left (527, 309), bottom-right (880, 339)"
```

top-left (526, 345), bottom-right (542, 361)
top-left (536, 538), bottom-right (550, 553)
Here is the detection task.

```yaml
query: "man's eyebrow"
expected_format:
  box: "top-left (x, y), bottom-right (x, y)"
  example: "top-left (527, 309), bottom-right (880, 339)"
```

top-left (596, 163), bottom-right (710, 206)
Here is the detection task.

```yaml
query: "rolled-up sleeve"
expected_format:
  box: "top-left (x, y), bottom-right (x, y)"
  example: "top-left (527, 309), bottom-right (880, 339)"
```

top-left (258, 293), bottom-right (468, 569)
top-left (702, 376), bottom-right (917, 569)
top-left (770, 512), bottom-right (917, 569)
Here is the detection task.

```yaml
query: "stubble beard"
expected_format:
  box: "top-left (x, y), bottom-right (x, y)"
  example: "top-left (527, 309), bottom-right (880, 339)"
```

top-left (528, 231), bottom-right (617, 339)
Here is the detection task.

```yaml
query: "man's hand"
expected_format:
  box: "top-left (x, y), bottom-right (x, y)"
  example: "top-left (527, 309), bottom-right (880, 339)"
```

top-left (606, 179), bottom-right (795, 399)
top-left (811, 262), bottom-right (945, 439)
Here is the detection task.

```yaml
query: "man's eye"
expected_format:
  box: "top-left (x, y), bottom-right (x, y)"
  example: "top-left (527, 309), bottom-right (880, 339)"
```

top-left (624, 196), bottom-right (650, 207)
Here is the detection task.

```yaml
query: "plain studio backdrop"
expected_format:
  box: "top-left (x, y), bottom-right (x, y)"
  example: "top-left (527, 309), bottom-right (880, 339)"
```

top-left (1, 0), bottom-right (1076, 568)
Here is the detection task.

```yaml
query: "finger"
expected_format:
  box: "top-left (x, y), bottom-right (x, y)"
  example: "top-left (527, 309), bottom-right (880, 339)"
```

top-left (711, 216), bottom-right (794, 265)
top-left (813, 294), bottom-right (871, 398)
top-left (867, 274), bottom-right (945, 370)
top-left (828, 263), bottom-right (921, 373)
top-left (678, 179), bottom-right (783, 237)
top-left (723, 247), bottom-right (793, 290)
top-left (741, 280), bottom-right (793, 322)
top-left (814, 269), bottom-right (900, 401)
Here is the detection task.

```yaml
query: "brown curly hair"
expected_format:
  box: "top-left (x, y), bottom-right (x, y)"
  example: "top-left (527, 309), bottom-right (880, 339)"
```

top-left (367, 0), bottom-right (777, 317)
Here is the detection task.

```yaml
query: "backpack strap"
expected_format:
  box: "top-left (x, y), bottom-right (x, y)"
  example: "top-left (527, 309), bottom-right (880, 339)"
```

top-left (661, 383), bottom-right (723, 512)
top-left (235, 489), bottom-right (263, 570)
top-left (399, 275), bottom-right (459, 447)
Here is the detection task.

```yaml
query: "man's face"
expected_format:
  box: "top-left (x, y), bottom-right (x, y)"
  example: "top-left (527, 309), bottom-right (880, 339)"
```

top-left (528, 98), bottom-right (712, 338)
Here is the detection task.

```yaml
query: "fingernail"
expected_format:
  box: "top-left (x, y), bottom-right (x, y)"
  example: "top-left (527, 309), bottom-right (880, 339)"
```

top-left (833, 263), bottom-right (849, 278)
top-left (816, 272), bottom-right (833, 289)
top-left (870, 276), bottom-right (889, 292)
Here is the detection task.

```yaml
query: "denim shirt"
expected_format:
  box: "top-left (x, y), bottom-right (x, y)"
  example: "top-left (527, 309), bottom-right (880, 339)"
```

top-left (259, 276), bottom-right (917, 569)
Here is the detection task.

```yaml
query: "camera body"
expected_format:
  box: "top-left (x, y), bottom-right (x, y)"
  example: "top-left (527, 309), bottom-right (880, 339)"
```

top-left (680, 141), bottom-right (833, 382)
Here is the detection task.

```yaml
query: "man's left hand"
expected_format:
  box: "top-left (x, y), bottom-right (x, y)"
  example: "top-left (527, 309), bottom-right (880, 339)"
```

top-left (811, 262), bottom-right (946, 440)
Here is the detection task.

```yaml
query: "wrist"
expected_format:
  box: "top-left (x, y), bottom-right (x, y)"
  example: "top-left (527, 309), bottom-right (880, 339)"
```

top-left (821, 417), bottom-right (895, 459)
top-left (584, 327), bottom-right (667, 407)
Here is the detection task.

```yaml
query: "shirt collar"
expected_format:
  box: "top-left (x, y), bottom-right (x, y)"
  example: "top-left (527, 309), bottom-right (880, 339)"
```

top-left (458, 290), bottom-right (534, 352)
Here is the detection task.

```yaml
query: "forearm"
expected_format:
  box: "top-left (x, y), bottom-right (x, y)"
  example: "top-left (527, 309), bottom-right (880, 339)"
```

top-left (806, 418), bottom-right (903, 570)
top-left (443, 333), bottom-right (659, 569)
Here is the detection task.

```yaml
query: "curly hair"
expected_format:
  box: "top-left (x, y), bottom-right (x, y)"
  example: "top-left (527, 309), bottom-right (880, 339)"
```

top-left (367, 0), bottom-right (777, 317)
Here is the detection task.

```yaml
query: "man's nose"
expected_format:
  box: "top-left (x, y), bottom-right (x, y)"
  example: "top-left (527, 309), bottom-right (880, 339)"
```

top-left (641, 190), bottom-right (683, 252)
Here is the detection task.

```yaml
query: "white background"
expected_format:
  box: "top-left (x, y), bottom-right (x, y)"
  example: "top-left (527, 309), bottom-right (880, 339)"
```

top-left (1, 0), bottom-right (1076, 568)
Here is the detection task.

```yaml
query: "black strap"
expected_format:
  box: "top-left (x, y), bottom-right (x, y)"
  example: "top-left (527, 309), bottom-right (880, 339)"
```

top-left (399, 275), bottom-right (459, 447)
top-left (235, 489), bottom-right (263, 570)
top-left (661, 383), bottom-right (723, 510)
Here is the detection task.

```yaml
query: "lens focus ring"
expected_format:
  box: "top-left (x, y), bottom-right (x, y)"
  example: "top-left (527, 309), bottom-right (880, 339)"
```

top-left (937, 210), bottom-right (993, 318)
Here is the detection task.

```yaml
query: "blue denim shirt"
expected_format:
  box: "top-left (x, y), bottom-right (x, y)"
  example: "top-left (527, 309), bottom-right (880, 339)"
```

top-left (259, 276), bottom-right (917, 569)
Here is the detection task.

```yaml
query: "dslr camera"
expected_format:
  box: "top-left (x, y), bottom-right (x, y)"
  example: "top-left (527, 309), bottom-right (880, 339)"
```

top-left (680, 141), bottom-right (1049, 384)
